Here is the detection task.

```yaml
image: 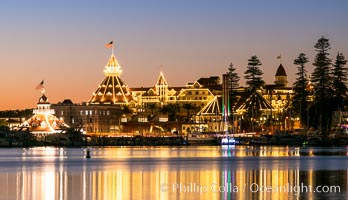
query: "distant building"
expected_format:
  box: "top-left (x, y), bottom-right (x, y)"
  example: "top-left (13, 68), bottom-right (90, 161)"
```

top-left (52, 48), bottom-right (297, 135)
top-left (274, 64), bottom-right (288, 87)
top-left (20, 93), bottom-right (69, 134)
top-left (263, 63), bottom-right (294, 130)
top-left (52, 100), bottom-right (122, 135)
top-left (53, 53), bottom-right (132, 135)
top-left (176, 81), bottom-right (216, 108)
top-left (133, 71), bottom-right (179, 107)
top-left (88, 53), bottom-right (136, 107)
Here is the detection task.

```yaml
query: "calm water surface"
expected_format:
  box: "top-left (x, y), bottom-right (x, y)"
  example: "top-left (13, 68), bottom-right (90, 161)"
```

top-left (0, 146), bottom-right (347, 200)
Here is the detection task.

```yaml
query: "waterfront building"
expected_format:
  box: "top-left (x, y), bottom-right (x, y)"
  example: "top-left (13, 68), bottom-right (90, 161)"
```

top-left (20, 93), bottom-right (69, 134)
top-left (52, 100), bottom-right (122, 135)
top-left (132, 70), bottom-right (179, 109)
top-left (53, 53), bottom-right (132, 135)
top-left (219, 63), bottom-right (295, 133)
top-left (88, 53), bottom-right (136, 107)
top-left (264, 63), bottom-right (295, 130)
top-left (176, 80), bottom-right (216, 109)
top-left (52, 49), bottom-right (296, 135)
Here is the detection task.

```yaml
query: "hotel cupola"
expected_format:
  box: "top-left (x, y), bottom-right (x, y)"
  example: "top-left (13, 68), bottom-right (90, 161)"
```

top-left (88, 53), bottom-right (133, 106)
top-left (35, 94), bottom-right (54, 115)
top-left (274, 63), bottom-right (288, 87)
top-left (20, 93), bottom-right (68, 134)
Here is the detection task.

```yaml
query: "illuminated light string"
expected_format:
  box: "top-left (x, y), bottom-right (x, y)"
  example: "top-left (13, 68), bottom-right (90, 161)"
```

top-left (20, 93), bottom-right (69, 134)
top-left (197, 96), bottom-right (221, 116)
top-left (90, 53), bottom-right (132, 105)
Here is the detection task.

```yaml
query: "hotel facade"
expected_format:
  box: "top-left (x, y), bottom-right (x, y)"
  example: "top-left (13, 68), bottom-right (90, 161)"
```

top-left (51, 52), bottom-right (297, 136)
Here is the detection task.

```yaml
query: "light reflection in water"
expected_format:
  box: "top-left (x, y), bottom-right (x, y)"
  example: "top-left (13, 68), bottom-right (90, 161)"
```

top-left (0, 146), bottom-right (346, 200)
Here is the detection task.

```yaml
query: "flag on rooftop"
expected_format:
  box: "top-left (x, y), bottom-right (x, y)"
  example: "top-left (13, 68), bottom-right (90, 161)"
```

top-left (277, 55), bottom-right (281, 59)
top-left (35, 80), bottom-right (44, 90)
top-left (106, 41), bottom-right (113, 48)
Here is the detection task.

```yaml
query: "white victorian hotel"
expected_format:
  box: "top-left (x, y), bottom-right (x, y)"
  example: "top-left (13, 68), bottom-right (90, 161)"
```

top-left (49, 51), bottom-right (294, 136)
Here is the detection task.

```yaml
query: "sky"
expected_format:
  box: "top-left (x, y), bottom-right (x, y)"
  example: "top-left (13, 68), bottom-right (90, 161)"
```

top-left (0, 0), bottom-right (348, 110)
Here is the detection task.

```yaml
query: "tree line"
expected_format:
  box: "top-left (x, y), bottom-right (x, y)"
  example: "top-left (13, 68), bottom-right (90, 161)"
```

top-left (227, 36), bottom-right (347, 132)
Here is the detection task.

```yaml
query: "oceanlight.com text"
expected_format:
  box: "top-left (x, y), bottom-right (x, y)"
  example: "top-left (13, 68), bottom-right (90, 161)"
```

top-left (160, 182), bottom-right (341, 195)
top-left (249, 182), bottom-right (341, 195)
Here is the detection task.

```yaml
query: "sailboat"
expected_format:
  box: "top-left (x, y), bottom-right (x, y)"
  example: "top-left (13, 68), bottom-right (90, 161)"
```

top-left (220, 134), bottom-right (237, 145)
top-left (219, 111), bottom-right (237, 145)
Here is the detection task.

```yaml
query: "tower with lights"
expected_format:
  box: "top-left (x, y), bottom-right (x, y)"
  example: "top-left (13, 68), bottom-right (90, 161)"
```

top-left (88, 53), bottom-right (134, 106)
top-left (155, 70), bottom-right (169, 102)
top-left (274, 64), bottom-right (288, 87)
top-left (21, 90), bottom-right (69, 134)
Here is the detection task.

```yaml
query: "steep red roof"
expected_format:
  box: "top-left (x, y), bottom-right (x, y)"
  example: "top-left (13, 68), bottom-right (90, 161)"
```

top-left (275, 64), bottom-right (287, 76)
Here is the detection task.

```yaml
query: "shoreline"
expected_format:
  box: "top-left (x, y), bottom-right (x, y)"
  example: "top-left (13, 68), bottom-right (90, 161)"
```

top-left (1, 131), bottom-right (348, 148)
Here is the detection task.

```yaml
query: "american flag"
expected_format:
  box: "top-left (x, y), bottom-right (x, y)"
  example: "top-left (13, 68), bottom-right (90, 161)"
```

top-left (106, 41), bottom-right (113, 48)
top-left (35, 80), bottom-right (44, 90)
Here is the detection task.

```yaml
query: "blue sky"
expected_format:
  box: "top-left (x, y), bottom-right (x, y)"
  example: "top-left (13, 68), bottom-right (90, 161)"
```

top-left (0, 0), bottom-right (347, 109)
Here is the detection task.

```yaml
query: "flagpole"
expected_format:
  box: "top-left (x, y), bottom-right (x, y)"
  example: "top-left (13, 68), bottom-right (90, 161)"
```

top-left (106, 41), bottom-right (114, 54)
top-left (277, 54), bottom-right (282, 64)
top-left (112, 43), bottom-right (114, 55)
top-left (280, 54), bottom-right (282, 64)
top-left (41, 79), bottom-right (45, 94)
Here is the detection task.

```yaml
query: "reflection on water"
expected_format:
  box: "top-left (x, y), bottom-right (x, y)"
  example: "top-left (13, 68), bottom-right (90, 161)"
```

top-left (0, 146), bottom-right (346, 200)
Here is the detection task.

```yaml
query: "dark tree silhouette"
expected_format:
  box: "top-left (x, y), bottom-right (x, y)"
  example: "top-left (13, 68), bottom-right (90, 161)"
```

top-left (244, 55), bottom-right (264, 92)
top-left (332, 52), bottom-right (348, 110)
top-left (311, 37), bottom-right (333, 131)
top-left (227, 62), bottom-right (240, 95)
top-left (183, 103), bottom-right (194, 122)
top-left (160, 103), bottom-right (179, 121)
top-left (244, 55), bottom-right (265, 130)
top-left (292, 53), bottom-right (309, 127)
top-left (227, 62), bottom-right (240, 129)
top-left (148, 103), bottom-right (157, 115)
